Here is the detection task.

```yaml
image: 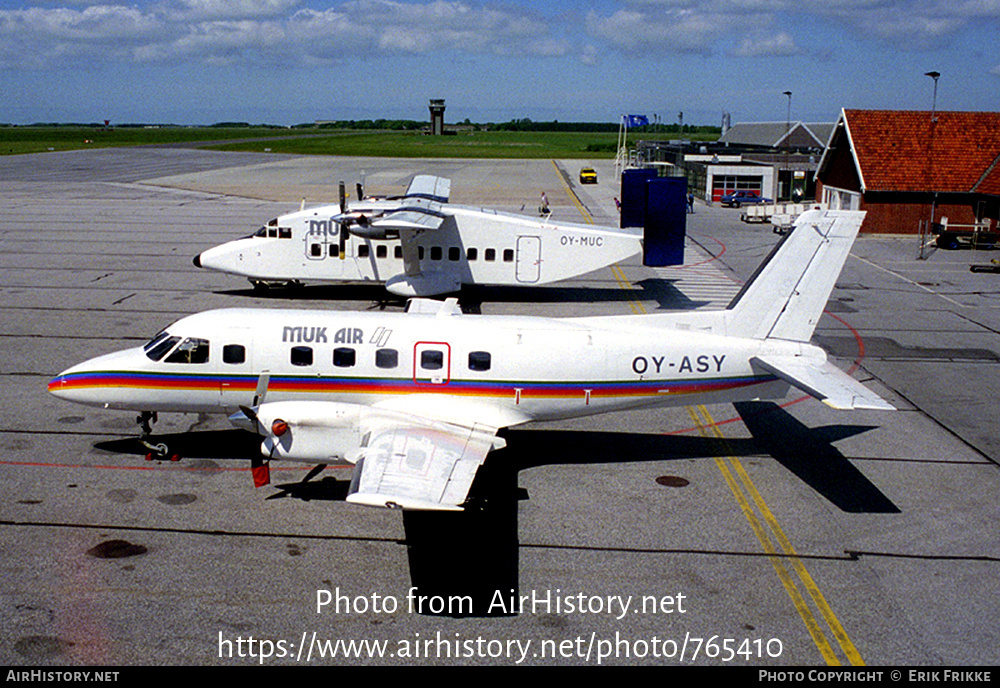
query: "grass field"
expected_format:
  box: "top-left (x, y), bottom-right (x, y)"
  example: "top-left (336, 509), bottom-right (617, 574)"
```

top-left (1, 125), bottom-right (715, 159)
top-left (0, 125), bottom-right (308, 156)
top-left (207, 130), bottom-right (624, 158)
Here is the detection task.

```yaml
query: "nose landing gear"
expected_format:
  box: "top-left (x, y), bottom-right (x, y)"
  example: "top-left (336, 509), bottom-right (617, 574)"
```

top-left (136, 411), bottom-right (181, 462)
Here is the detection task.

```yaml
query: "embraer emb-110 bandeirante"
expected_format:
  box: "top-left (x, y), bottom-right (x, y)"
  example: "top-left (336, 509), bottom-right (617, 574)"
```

top-left (51, 210), bottom-right (892, 511)
top-left (193, 175), bottom-right (642, 297)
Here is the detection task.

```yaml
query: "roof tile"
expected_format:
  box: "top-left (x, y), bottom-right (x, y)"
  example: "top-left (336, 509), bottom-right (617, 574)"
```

top-left (845, 109), bottom-right (1000, 193)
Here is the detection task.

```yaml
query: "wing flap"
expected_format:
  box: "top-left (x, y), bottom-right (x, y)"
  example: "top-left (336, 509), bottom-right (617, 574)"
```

top-left (751, 355), bottom-right (894, 411)
top-left (346, 421), bottom-right (500, 510)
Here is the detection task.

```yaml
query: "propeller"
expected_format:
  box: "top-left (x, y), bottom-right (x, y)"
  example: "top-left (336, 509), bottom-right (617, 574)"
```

top-left (242, 371), bottom-right (277, 488)
top-left (338, 181), bottom-right (349, 259)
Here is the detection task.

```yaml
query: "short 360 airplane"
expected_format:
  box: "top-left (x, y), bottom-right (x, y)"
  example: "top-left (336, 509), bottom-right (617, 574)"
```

top-left (193, 175), bottom-right (642, 296)
top-left (50, 209), bottom-right (892, 511)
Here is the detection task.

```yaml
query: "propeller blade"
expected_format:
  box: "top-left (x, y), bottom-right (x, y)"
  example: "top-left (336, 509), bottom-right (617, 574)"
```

top-left (338, 181), bottom-right (349, 258)
top-left (253, 372), bottom-right (270, 407)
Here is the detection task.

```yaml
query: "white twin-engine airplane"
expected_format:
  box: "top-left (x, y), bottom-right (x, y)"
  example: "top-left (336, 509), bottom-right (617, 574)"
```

top-left (193, 175), bottom-right (642, 297)
top-left (50, 209), bottom-right (892, 511)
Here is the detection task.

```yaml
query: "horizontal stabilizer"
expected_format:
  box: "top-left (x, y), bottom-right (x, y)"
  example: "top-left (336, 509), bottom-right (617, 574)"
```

top-left (751, 355), bottom-right (894, 411)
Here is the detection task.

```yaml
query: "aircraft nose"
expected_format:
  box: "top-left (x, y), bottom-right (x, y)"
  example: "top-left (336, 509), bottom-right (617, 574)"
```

top-left (193, 253), bottom-right (202, 268)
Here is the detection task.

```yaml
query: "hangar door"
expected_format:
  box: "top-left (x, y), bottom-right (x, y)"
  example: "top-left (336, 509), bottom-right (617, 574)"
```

top-left (712, 174), bottom-right (765, 202)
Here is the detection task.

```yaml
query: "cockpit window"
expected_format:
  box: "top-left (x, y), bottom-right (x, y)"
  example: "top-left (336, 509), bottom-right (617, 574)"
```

top-left (164, 338), bottom-right (210, 364)
top-left (143, 331), bottom-right (170, 353)
top-left (254, 226), bottom-right (267, 237)
top-left (145, 335), bottom-right (180, 361)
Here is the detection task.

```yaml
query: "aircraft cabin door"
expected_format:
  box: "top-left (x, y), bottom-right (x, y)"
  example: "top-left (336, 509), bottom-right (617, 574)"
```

top-left (515, 235), bottom-right (541, 283)
top-left (413, 342), bottom-right (451, 386)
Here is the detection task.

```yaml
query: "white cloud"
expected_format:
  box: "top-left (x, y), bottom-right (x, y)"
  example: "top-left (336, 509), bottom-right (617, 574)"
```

top-left (0, 1), bottom-right (562, 68)
top-left (731, 32), bottom-right (801, 57)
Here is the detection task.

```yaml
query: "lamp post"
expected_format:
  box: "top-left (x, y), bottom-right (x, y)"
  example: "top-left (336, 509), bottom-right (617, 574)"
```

top-left (924, 71), bottom-right (940, 122)
top-left (782, 91), bottom-right (792, 201)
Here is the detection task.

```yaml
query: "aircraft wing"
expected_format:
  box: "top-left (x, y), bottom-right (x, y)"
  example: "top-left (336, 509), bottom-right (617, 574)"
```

top-left (370, 205), bottom-right (447, 233)
top-left (244, 400), bottom-right (506, 511)
top-left (347, 419), bottom-right (502, 511)
top-left (404, 175), bottom-right (450, 203)
top-left (750, 355), bottom-right (894, 411)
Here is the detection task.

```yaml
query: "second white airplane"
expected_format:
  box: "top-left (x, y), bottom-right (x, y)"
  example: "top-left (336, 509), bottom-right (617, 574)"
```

top-left (193, 175), bottom-right (643, 297)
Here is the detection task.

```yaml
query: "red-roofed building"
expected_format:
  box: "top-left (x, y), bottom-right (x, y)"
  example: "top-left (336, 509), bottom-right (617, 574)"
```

top-left (816, 109), bottom-right (1000, 234)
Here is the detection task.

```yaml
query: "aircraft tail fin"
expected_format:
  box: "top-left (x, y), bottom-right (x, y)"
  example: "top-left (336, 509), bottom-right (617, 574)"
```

top-left (726, 209), bottom-right (864, 342)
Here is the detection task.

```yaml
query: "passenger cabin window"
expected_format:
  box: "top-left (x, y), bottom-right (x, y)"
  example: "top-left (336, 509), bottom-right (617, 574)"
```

top-left (375, 348), bottom-right (399, 369)
top-left (333, 347), bottom-right (356, 368)
top-left (485, 248), bottom-right (496, 262)
top-left (223, 344), bottom-right (246, 364)
top-left (394, 246), bottom-right (403, 259)
top-left (503, 249), bottom-right (514, 262)
top-left (358, 244), bottom-right (370, 258)
top-left (449, 247), bottom-right (460, 261)
top-left (468, 351), bottom-right (491, 371)
top-left (310, 244), bottom-right (322, 257)
top-left (145, 334), bottom-right (180, 361)
top-left (291, 346), bottom-right (313, 366)
top-left (328, 244), bottom-right (339, 258)
top-left (165, 338), bottom-right (209, 364)
top-left (376, 245), bottom-right (387, 258)
top-left (421, 350), bottom-right (444, 370)
top-left (467, 248), bottom-right (478, 261)
top-left (430, 246), bottom-right (442, 260)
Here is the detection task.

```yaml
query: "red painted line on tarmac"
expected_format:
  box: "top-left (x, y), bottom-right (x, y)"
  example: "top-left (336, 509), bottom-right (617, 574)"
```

top-left (0, 459), bottom-right (350, 475)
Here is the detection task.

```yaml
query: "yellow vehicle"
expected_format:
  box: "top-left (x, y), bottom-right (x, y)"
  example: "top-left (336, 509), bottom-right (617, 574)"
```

top-left (579, 167), bottom-right (598, 184)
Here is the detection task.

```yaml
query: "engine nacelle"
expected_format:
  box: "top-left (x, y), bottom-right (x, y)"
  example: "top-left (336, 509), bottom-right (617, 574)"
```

top-left (253, 401), bottom-right (364, 463)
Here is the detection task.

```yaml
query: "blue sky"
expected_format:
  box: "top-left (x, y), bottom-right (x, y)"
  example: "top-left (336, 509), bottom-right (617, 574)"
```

top-left (1, 0), bottom-right (997, 126)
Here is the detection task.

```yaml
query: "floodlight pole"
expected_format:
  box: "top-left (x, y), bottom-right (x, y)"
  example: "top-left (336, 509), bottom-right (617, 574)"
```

top-left (924, 72), bottom-right (940, 123)
top-left (782, 91), bottom-right (792, 201)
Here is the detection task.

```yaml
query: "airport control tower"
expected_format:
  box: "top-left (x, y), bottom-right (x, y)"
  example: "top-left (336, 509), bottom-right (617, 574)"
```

top-left (429, 99), bottom-right (446, 135)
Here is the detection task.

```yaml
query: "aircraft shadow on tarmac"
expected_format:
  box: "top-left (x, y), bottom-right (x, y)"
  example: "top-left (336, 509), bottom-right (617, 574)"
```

top-left (95, 413), bottom-right (894, 617)
top-left (733, 401), bottom-right (900, 515)
top-left (215, 278), bottom-right (708, 311)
